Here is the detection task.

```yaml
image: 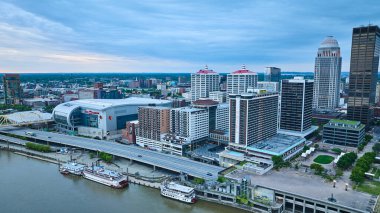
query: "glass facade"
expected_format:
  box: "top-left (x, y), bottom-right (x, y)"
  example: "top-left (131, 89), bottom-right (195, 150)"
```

top-left (347, 25), bottom-right (380, 125)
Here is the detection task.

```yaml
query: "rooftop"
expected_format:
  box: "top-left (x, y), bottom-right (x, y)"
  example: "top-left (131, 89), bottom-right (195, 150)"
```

top-left (4, 111), bottom-right (52, 124)
top-left (320, 36), bottom-right (340, 48)
top-left (55, 97), bottom-right (171, 111)
top-left (166, 182), bottom-right (194, 193)
top-left (247, 134), bottom-right (305, 156)
top-left (195, 65), bottom-right (218, 74)
top-left (231, 169), bottom-right (373, 212)
top-left (192, 99), bottom-right (219, 106)
top-left (173, 107), bottom-right (206, 113)
top-left (330, 119), bottom-right (359, 126)
top-left (231, 65), bottom-right (256, 75)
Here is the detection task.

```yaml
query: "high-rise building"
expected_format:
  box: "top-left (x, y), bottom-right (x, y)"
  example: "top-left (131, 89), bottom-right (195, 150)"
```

top-left (279, 77), bottom-right (316, 137)
top-left (192, 99), bottom-right (218, 131)
top-left (347, 25), bottom-right (380, 125)
top-left (227, 65), bottom-right (258, 96)
top-left (170, 107), bottom-right (209, 141)
top-left (257, 81), bottom-right (280, 92)
top-left (229, 91), bottom-right (278, 147)
top-left (136, 106), bottom-right (171, 150)
top-left (209, 91), bottom-right (227, 103)
top-left (3, 74), bottom-right (22, 105)
top-left (264, 67), bottom-right (281, 83)
top-left (191, 66), bottom-right (220, 101)
top-left (313, 36), bottom-right (342, 111)
top-left (216, 103), bottom-right (229, 131)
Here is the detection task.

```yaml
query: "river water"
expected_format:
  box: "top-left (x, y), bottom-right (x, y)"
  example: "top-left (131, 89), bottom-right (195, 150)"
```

top-left (0, 150), bottom-right (239, 213)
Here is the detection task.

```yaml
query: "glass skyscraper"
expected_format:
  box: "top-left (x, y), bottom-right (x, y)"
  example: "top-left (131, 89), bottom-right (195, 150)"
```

top-left (347, 25), bottom-right (380, 125)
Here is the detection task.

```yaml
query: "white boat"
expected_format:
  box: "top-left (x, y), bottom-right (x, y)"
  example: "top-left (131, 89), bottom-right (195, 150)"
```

top-left (82, 166), bottom-right (128, 188)
top-left (59, 162), bottom-right (86, 175)
top-left (160, 181), bottom-right (197, 203)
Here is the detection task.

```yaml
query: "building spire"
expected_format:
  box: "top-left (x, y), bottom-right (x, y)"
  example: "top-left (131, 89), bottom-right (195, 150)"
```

top-left (242, 64), bottom-right (246, 70)
top-left (205, 65), bottom-right (208, 70)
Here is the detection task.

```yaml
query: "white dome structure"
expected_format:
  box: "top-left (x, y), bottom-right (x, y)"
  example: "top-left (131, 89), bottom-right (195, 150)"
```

top-left (320, 36), bottom-right (339, 48)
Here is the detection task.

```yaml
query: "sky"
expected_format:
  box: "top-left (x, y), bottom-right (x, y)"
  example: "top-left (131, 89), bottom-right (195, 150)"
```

top-left (0, 0), bottom-right (379, 73)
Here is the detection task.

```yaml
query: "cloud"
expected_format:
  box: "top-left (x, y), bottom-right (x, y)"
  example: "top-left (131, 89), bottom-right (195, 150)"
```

top-left (0, 0), bottom-right (379, 73)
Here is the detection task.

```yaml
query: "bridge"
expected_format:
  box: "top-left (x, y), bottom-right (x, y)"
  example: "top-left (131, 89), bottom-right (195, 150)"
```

top-left (0, 127), bottom-right (224, 180)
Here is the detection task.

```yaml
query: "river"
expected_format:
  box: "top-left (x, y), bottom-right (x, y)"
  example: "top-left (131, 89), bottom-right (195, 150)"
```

top-left (0, 150), bottom-right (239, 213)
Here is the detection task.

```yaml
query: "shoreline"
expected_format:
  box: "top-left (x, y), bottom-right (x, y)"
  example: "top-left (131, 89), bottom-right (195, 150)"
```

top-left (0, 143), bottom-right (253, 212)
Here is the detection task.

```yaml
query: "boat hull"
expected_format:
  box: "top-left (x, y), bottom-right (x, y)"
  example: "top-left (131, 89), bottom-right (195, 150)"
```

top-left (160, 188), bottom-right (196, 204)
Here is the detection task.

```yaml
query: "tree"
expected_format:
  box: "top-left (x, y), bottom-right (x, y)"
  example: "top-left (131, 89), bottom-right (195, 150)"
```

top-left (372, 143), bottom-right (380, 153)
top-left (272, 155), bottom-right (284, 169)
top-left (303, 145), bottom-right (310, 152)
top-left (310, 163), bottom-right (324, 175)
top-left (336, 152), bottom-right (357, 170)
top-left (350, 167), bottom-right (365, 184)
top-left (331, 148), bottom-right (342, 154)
top-left (314, 144), bottom-right (319, 149)
top-left (365, 134), bottom-right (373, 143)
top-left (43, 105), bottom-right (55, 113)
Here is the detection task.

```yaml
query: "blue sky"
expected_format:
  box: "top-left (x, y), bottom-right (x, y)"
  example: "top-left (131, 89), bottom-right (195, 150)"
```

top-left (0, 0), bottom-right (379, 73)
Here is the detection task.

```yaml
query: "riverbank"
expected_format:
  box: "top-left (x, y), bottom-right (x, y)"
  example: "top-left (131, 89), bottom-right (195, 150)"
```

top-left (0, 143), bottom-right (169, 189)
top-left (0, 150), bottom-right (240, 213)
top-left (0, 141), bottom-right (252, 212)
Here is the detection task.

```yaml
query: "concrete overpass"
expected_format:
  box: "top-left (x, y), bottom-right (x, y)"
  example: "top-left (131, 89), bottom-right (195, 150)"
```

top-left (0, 127), bottom-right (224, 180)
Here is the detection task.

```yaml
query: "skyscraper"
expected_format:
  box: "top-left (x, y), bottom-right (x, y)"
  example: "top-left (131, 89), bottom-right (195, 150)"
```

top-left (313, 36), bottom-right (342, 111)
top-left (347, 25), bottom-right (380, 125)
top-left (227, 65), bottom-right (258, 96)
top-left (191, 66), bottom-right (220, 101)
top-left (3, 74), bottom-right (22, 105)
top-left (279, 77), bottom-right (315, 136)
top-left (264, 67), bottom-right (281, 83)
top-left (136, 106), bottom-right (171, 150)
top-left (229, 91), bottom-right (278, 147)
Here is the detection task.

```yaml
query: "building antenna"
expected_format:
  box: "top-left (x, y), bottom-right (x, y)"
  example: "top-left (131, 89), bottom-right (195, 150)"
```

top-left (205, 65), bottom-right (208, 70)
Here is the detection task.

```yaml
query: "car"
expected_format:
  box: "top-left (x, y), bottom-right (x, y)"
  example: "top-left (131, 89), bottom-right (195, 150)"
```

top-left (138, 155), bottom-right (142, 157)
top-left (206, 172), bottom-right (213, 176)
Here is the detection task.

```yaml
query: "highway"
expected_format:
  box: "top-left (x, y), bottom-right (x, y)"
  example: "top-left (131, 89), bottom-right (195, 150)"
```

top-left (0, 127), bottom-right (224, 180)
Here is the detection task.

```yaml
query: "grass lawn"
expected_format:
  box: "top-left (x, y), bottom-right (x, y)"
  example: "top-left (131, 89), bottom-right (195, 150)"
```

top-left (375, 169), bottom-right (380, 179)
top-left (313, 155), bottom-right (334, 164)
top-left (356, 181), bottom-right (380, 195)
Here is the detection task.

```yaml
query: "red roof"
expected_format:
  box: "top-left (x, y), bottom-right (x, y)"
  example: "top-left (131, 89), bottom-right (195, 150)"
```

top-left (196, 69), bottom-right (217, 74)
top-left (232, 69), bottom-right (255, 74)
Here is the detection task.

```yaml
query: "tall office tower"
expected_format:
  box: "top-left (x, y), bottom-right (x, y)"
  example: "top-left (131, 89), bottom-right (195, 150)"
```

top-left (136, 106), bottom-right (170, 141)
top-left (170, 107), bottom-right (209, 141)
top-left (313, 36), bottom-right (342, 111)
top-left (229, 91), bottom-right (278, 147)
top-left (279, 77), bottom-right (314, 134)
top-left (227, 65), bottom-right (258, 95)
top-left (264, 67), bottom-right (281, 83)
top-left (3, 74), bottom-right (22, 105)
top-left (191, 66), bottom-right (220, 101)
top-left (347, 25), bottom-right (380, 125)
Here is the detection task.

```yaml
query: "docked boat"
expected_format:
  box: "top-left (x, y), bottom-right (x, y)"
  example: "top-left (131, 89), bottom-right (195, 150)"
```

top-left (82, 165), bottom-right (128, 188)
top-left (160, 181), bottom-right (197, 204)
top-left (59, 162), bottom-right (86, 175)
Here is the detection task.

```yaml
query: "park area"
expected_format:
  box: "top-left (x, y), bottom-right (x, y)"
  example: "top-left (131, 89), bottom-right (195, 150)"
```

top-left (313, 155), bottom-right (334, 164)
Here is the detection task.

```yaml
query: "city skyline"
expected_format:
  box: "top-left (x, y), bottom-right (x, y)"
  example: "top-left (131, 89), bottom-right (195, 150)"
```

top-left (0, 0), bottom-right (379, 73)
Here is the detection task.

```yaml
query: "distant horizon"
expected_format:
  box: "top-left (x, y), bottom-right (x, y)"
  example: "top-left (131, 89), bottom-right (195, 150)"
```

top-left (0, 71), bottom-right (351, 75)
top-left (0, 1), bottom-right (378, 73)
